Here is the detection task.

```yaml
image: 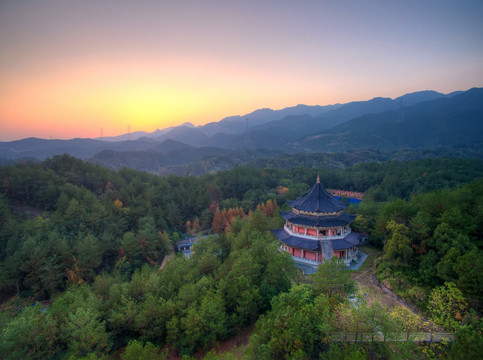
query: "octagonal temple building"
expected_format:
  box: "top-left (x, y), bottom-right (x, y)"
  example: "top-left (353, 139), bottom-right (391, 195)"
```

top-left (273, 175), bottom-right (363, 271)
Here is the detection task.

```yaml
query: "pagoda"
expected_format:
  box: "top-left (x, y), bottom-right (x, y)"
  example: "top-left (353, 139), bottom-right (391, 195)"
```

top-left (273, 175), bottom-right (363, 272)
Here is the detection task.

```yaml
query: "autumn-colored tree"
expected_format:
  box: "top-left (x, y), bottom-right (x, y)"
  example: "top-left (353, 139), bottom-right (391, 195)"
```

top-left (191, 217), bottom-right (201, 234)
top-left (212, 208), bottom-right (223, 234)
top-left (113, 199), bottom-right (124, 210)
top-left (66, 256), bottom-right (85, 285)
top-left (213, 206), bottom-right (248, 234)
top-left (265, 199), bottom-right (274, 216)
top-left (391, 306), bottom-right (425, 341)
top-left (187, 217), bottom-right (202, 235)
top-left (208, 200), bottom-right (218, 214)
top-left (260, 203), bottom-right (267, 216)
top-left (237, 206), bottom-right (246, 218)
top-left (428, 282), bottom-right (467, 331)
top-left (276, 185), bottom-right (288, 195)
top-left (220, 208), bottom-right (228, 228)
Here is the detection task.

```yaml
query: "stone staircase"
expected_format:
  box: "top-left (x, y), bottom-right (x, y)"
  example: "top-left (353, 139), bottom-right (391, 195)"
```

top-left (320, 240), bottom-right (334, 261)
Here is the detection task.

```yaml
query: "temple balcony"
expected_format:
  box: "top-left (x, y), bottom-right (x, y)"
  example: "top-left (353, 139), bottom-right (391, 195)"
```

top-left (284, 225), bottom-right (352, 240)
top-left (290, 255), bottom-right (322, 266)
top-left (290, 252), bottom-right (357, 267)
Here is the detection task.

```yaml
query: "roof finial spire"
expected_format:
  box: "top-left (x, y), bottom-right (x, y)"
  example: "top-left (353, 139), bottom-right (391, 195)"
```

top-left (317, 174), bottom-right (321, 184)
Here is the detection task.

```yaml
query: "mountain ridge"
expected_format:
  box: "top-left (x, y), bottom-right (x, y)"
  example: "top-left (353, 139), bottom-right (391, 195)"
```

top-left (293, 87), bottom-right (483, 152)
top-left (0, 87), bottom-right (479, 161)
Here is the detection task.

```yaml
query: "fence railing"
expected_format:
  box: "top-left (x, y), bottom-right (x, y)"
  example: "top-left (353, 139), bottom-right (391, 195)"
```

top-left (330, 332), bottom-right (454, 343)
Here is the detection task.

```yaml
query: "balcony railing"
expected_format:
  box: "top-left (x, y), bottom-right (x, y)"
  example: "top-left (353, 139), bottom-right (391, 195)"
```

top-left (290, 250), bottom-right (358, 266)
top-left (284, 225), bottom-right (351, 240)
top-left (291, 255), bottom-right (322, 265)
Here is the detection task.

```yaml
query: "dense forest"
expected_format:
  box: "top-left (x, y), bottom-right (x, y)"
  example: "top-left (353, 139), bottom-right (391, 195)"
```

top-left (0, 155), bottom-right (481, 359)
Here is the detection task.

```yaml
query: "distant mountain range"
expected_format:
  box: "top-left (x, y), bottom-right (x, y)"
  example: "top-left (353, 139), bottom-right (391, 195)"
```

top-left (291, 88), bottom-right (482, 152)
top-left (0, 87), bottom-right (481, 174)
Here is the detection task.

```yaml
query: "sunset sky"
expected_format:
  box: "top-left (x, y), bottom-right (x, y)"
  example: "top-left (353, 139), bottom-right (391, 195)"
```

top-left (1, 0), bottom-right (482, 141)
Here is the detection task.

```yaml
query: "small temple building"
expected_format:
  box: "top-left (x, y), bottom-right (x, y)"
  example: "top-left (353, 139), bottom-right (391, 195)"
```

top-left (273, 175), bottom-right (364, 272)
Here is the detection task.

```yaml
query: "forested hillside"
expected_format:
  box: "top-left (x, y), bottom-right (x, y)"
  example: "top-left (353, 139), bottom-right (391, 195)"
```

top-left (0, 155), bottom-right (481, 359)
top-left (354, 182), bottom-right (482, 306)
top-left (154, 146), bottom-right (483, 176)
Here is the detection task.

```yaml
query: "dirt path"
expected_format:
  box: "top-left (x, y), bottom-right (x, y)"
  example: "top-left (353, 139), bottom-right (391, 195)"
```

top-left (352, 246), bottom-right (401, 309)
top-left (158, 245), bottom-right (175, 271)
top-left (352, 246), bottom-right (442, 332)
top-left (352, 246), bottom-right (422, 313)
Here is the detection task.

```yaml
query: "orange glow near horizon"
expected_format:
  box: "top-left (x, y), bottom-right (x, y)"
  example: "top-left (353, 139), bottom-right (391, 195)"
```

top-left (0, 50), bottom-right (479, 140)
top-left (0, 56), bottom-right (341, 140)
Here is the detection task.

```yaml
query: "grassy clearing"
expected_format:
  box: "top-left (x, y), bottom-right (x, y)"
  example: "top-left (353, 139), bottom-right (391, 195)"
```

top-left (353, 245), bottom-right (383, 274)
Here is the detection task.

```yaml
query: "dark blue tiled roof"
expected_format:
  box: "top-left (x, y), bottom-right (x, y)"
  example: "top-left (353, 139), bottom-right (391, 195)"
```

top-left (288, 179), bottom-right (347, 214)
top-left (332, 232), bottom-right (362, 250)
top-left (273, 229), bottom-right (363, 251)
top-left (272, 229), bottom-right (320, 250)
top-left (282, 211), bottom-right (356, 227)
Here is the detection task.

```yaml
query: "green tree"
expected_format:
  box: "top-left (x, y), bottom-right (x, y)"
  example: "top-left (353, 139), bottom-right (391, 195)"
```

top-left (218, 275), bottom-right (262, 328)
top-left (66, 306), bottom-right (110, 357)
top-left (351, 214), bottom-right (371, 234)
top-left (76, 234), bottom-right (103, 280)
top-left (70, 353), bottom-right (109, 360)
top-left (179, 290), bottom-right (228, 354)
top-left (448, 326), bottom-right (483, 360)
top-left (107, 291), bottom-right (139, 340)
top-left (137, 216), bottom-right (165, 265)
top-left (250, 284), bottom-right (332, 360)
top-left (322, 343), bottom-right (367, 360)
top-left (436, 247), bottom-right (459, 282)
top-left (121, 340), bottom-right (167, 360)
top-left (409, 210), bottom-right (435, 246)
top-left (0, 304), bottom-right (58, 360)
top-left (17, 234), bottom-right (66, 299)
top-left (120, 232), bottom-right (142, 267)
top-left (135, 295), bottom-right (176, 343)
top-left (312, 258), bottom-right (356, 307)
top-left (384, 220), bottom-right (413, 265)
top-left (418, 250), bottom-right (439, 286)
top-left (454, 248), bottom-right (483, 299)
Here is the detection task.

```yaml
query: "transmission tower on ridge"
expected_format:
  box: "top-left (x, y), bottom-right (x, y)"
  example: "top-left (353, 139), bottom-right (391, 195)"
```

top-left (244, 118), bottom-right (250, 149)
top-left (397, 98), bottom-right (404, 123)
